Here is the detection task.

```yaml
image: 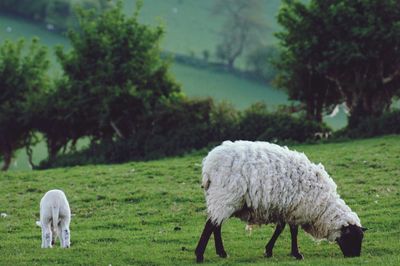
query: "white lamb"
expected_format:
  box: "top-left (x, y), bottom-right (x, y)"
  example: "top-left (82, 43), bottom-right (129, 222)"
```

top-left (38, 189), bottom-right (71, 248)
top-left (195, 141), bottom-right (366, 262)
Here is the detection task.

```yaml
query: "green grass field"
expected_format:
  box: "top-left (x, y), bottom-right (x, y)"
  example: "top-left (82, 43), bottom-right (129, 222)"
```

top-left (1, 135), bottom-right (399, 265)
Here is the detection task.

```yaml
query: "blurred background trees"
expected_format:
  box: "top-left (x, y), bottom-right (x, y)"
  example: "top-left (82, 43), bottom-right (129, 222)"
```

top-left (276, 0), bottom-right (400, 126)
top-left (213, 0), bottom-right (268, 69)
top-left (0, 0), bottom-right (111, 31)
top-left (49, 1), bottom-right (181, 160)
top-left (0, 38), bottom-right (49, 170)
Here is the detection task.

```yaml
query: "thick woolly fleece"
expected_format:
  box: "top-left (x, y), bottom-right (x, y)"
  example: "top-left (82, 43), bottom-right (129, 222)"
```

top-left (39, 189), bottom-right (71, 248)
top-left (202, 141), bottom-right (361, 242)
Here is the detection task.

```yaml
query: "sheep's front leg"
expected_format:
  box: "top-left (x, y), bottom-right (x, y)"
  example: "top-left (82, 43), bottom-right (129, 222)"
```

top-left (195, 218), bottom-right (216, 263)
top-left (41, 224), bottom-right (52, 248)
top-left (264, 222), bottom-right (286, 257)
top-left (289, 224), bottom-right (303, 260)
top-left (213, 224), bottom-right (227, 258)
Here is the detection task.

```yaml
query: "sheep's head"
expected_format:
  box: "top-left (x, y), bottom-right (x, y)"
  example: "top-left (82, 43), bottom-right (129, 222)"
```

top-left (336, 224), bottom-right (366, 257)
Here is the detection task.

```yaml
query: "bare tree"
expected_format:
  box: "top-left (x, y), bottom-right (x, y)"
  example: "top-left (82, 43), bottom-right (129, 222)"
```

top-left (213, 0), bottom-right (267, 69)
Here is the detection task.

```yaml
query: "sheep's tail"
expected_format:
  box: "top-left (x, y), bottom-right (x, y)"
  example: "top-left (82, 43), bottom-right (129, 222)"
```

top-left (51, 206), bottom-right (59, 231)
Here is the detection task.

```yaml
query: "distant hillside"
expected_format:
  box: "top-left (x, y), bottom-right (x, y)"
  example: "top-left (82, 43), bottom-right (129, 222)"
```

top-left (0, 0), bottom-right (283, 60)
top-left (0, 0), bottom-right (111, 32)
top-left (126, 0), bottom-right (282, 64)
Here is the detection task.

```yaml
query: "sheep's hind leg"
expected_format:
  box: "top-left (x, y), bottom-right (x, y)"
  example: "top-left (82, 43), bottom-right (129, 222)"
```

top-left (195, 218), bottom-right (216, 263)
top-left (289, 224), bottom-right (303, 260)
top-left (264, 222), bottom-right (286, 258)
top-left (41, 224), bottom-right (52, 248)
top-left (60, 222), bottom-right (70, 248)
top-left (214, 224), bottom-right (227, 258)
top-left (54, 226), bottom-right (60, 246)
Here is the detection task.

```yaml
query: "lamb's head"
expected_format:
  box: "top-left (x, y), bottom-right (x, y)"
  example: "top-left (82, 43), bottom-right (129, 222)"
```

top-left (336, 224), bottom-right (366, 257)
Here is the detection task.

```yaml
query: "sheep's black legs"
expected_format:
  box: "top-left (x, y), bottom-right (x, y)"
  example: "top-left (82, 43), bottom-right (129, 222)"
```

top-left (214, 224), bottom-right (227, 258)
top-left (195, 219), bottom-right (215, 263)
top-left (265, 222), bottom-right (286, 257)
top-left (289, 224), bottom-right (303, 260)
top-left (195, 219), bottom-right (227, 262)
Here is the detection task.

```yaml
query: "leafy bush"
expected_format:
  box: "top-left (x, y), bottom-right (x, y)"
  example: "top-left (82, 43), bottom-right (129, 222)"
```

top-left (39, 98), bottom-right (215, 167)
top-left (237, 103), bottom-right (329, 143)
top-left (336, 110), bottom-right (400, 138)
top-left (0, 0), bottom-right (111, 31)
top-left (246, 45), bottom-right (279, 82)
top-left (39, 100), bottom-right (330, 168)
top-left (0, 38), bottom-right (49, 171)
top-left (209, 101), bottom-right (240, 141)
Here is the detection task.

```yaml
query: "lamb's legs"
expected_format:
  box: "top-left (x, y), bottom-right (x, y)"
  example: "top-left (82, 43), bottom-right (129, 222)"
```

top-left (54, 226), bottom-right (60, 246)
top-left (60, 220), bottom-right (70, 248)
top-left (41, 224), bottom-right (52, 248)
top-left (213, 224), bottom-right (227, 258)
top-left (289, 224), bottom-right (303, 260)
top-left (195, 218), bottom-right (216, 263)
top-left (264, 222), bottom-right (286, 257)
top-left (61, 228), bottom-right (70, 248)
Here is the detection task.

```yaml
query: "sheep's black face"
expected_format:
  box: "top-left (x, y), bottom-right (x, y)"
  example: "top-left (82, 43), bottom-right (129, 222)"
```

top-left (336, 224), bottom-right (366, 257)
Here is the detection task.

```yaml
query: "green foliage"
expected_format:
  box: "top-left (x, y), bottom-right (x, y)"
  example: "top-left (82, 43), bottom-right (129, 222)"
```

top-left (53, 1), bottom-right (180, 142)
top-left (238, 102), bottom-right (329, 142)
top-left (39, 98), bottom-right (217, 167)
top-left (0, 0), bottom-right (111, 31)
top-left (0, 38), bottom-right (49, 170)
top-left (31, 78), bottom-right (90, 162)
top-left (213, 0), bottom-right (267, 68)
top-left (275, 1), bottom-right (341, 123)
top-left (273, 48), bottom-right (341, 123)
top-left (209, 101), bottom-right (240, 141)
top-left (246, 45), bottom-right (279, 82)
top-left (39, 99), bottom-right (330, 168)
top-left (1, 136), bottom-right (400, 265)
top-left (276, 0), bottom-right (400, 126)
top-left (336, 110), bottom-right (400, 139)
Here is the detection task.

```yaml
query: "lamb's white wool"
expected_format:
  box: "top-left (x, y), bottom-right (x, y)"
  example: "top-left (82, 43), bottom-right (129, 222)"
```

top-left (202, 140), bottom-right (361, 242)
top-left (39, 189), bottom-right (71, 248)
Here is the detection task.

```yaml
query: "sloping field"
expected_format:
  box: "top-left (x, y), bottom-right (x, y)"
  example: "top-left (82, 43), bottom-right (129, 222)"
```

top-left (1, 136), bottom-right (399, 265)
top-left (126, 0), bottom-right (282, 57)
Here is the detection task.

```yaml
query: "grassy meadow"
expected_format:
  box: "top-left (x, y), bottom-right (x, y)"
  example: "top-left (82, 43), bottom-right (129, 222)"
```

top-left (1, 135), bottom-right (399, 265)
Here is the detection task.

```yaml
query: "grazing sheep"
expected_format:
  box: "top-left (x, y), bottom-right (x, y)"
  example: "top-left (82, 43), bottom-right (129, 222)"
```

top-left (195, 141), bottom-right (366, 262)
top-left (39, 189), bottom-right (71, 248)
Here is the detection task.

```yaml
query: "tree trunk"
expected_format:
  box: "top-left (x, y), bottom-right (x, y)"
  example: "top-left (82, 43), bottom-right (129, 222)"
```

top-left (47, 139), bottom-right (63, 162)
top-left (227, 58), bottom-right (235, 70)
top-left (314, 107), bottom-right (323, 123)
top-left (305, 97), bottom-right (323, 123)
top-left (305, 98), bottom-right (315, 121)
top-left (48, 146), bottom-right (58, 162)
top-left (26, 144), bottom-right (37, 170)
top-left (348, 90), bottom-right (391, 128)
top-left (1, 150), bottom-right (12, 171)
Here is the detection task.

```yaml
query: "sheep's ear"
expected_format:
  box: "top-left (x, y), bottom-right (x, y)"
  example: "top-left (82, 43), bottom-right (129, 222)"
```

top-left (341, 226), bottom-right (351, 235)
top-left (361, 227), bottom-right (368, 232)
